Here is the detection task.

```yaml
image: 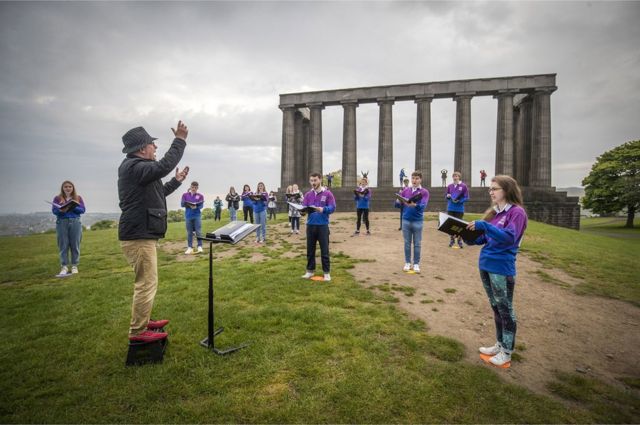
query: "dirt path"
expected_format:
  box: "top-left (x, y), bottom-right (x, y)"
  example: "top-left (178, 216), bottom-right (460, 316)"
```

top-left (326, 212), bottom-right (640, 397)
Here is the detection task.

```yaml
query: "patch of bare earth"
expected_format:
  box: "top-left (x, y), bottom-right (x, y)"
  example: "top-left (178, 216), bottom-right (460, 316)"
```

top-left (328, 212), bottom-right (640, 398)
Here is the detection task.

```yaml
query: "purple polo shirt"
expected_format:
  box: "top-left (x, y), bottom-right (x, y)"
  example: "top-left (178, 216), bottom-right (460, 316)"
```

top-left (302, 187), bottom-right (336, 225)
top-left (445, 182), bottom-right (469, 213)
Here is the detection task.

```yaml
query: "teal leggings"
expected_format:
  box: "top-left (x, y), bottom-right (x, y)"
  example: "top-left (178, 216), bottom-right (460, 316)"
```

top-left (480, 271), bottom-right (517, 351)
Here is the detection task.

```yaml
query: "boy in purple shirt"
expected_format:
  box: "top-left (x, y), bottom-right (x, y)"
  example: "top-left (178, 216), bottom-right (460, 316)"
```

top-left (394, 171), bottom-right (430, 273)
top-left (465, 175), bottom-right (528, 368)
top-left (181, 181), bottom-right (204, 254)
top-left (445, 171), bottom-right (469, 249)
top-left (353, 177), bottom-right (372, 235)
top-left (301, 172), bottom-right (336, 282)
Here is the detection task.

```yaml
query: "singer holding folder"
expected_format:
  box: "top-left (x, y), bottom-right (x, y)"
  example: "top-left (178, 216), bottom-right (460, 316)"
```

top-left (464, 175), bottom-right (528, 368)
top-left (394, 171), bottom-right (430, 273)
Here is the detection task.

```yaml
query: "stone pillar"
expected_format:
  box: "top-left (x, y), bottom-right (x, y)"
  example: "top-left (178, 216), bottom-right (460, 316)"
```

top-left (454, 93), bottom-right (474, 183)
top-left (280, 105), bottom-right (296, 189)
top-left (377, 98), bottom-right (394, 187)
top-left (415, 95), bottom-right (433, 187)
top-left (293, 111), bottom-right (304, 186)
top-left (341, 100), bottom-right (358, 187)
top-left (516, 97), bottom-right (533, 186)
top-left (308, 103), bottom-right (324, 175)
top-left (302, 117), bottom-right (310, 184)
top-left (530, 87), bottom-right (556, 187)
top-left (494, 90), bottom-right (517, 176)
top-left (512, 105), bottom-right (521, 183)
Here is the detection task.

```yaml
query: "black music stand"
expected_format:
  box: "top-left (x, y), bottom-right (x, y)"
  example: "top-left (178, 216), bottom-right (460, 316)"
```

top-left (197, 221), bottom-right (259, 355)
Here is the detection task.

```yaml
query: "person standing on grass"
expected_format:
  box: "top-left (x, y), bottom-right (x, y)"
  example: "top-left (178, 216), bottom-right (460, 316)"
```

top-left (252, 182), bottom-right (268, 243)
top-left (353, 177), bottom-right (372, 235)
top-left (395, 171), bottom-right (430, 273)
top-left (267, 191), bottom-right (277, 220)
top-left (397, 178), bottom-right (409, 231)
top-left (118, 122), bottom-right (189, 343)
top-left (464, 175), bottom-right (528, 368)
top-left (213, 196), bottom-right (223, 221)
top-left (445, 171), bottom-right (469, 249)
top-left (225, 186), bottom-right (240, 222)
top-left (301, 172), bottom-right (336, 282)
top-left (288, 184), bottom-right (302, 235)
top-left (241, 184), bottom-right (254, 223)
top-left (51, 180), bottom-right (86, 277)
top-left (181, 181), bottom-right (204, 254)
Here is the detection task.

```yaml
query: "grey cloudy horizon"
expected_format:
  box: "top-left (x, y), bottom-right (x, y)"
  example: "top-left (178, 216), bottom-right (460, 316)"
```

top-left (1, 1), bottom-right (639, 214)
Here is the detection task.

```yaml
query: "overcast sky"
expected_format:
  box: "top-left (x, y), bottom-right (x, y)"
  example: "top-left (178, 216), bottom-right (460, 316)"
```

top-left (1, 1), bottom-right (638, 214)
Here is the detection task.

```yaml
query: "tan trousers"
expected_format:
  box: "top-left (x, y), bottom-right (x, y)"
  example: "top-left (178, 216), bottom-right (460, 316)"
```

top-left (121, 239), bottom-right (159, 336)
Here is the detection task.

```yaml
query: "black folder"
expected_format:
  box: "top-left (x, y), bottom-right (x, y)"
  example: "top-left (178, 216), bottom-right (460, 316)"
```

top-left (437, 212), bottom-right (484, 241)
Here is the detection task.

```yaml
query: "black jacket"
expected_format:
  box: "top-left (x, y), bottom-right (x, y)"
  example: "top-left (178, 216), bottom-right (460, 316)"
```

top-left (225, 193), bottom-right (240, 209)
top-left (118, 138), bottom-right (186, 240)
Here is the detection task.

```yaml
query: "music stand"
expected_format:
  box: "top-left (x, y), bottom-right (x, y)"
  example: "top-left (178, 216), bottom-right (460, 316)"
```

top-left (197, 221), bottom-right (260, 355)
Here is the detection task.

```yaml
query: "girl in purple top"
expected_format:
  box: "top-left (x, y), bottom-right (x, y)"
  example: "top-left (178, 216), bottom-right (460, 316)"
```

top-left (241, 184), bottom-right (254, 224)
top-left (252, 182), bottom-right (269, 243)
top-left (465, 175), bottom-right (528, 367)
top-left (51, 180), bottom-right (86, 277)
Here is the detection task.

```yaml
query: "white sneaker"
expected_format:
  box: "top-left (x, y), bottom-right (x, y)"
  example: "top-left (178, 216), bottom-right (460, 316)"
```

top-left (489, 349), bottom-right (512, 366)
top-left (413, 264), bottom-right (421, 273)
top-left (479, 342), bottom-right (502, 356)
top-left (324, 273), bottom-right (331, 282)
top-left (57, 266), bottom-right (68, 276)
top-left (295, 230), bottom-right (299, 234)
top-left (403, 263), bottom-right (411, 272)
top-left (197, 246), bottom-right (203, 253)
top-left (301, 271), bottom-right (314, 279)
top-left (71, 266), bottom-right (79, 274)
top-left (184, 247), bottom-right (193, 254)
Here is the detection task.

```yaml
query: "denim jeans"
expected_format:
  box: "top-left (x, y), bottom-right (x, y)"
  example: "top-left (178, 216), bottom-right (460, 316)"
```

top-left (186, 216), bottom-right (203, 247)
top-left (480, 271), bottom-right (517, 351)
top-left (228, 207), bottom-right (237, 221)
top-left (254, 210), bottom-right (267, 241)
top-left (401, 219), bottom-right (423, 264)
top-left (56, 217), bottom-right (82, 266)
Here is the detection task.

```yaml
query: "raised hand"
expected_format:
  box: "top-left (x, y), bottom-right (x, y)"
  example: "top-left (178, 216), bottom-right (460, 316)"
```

top-left (171, 120), bottom-right (189, 141)
top-left (175, 166), bottom-right (189, 182)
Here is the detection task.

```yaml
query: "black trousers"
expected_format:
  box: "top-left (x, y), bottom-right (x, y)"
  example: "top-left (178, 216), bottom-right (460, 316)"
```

top-left (291, 216), bottom-right (300, 231)
top-left (214, 209), bottom-right (221, 221)
top-left (356, 208), bottom-right (369, 231)
top-left (243, 206), bottom-right (254, 223)
top-left (306, 224), bottom-right (330, 273)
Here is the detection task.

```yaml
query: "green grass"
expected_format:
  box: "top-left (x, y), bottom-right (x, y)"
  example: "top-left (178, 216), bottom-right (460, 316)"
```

top-left (0, 219), bottom-right (615, 423)
top-left (580, 217), bottom-right (640, 236)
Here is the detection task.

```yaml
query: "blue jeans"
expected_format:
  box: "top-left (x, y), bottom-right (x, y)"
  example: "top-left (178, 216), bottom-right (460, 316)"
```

top-left (228, 207), bottom-right (237, 221)
top-left (255, 210), bottom-right (267, 241)
top-left (401, 220), bottom-right (423, 264)
top-left (56, 217), bottom-right (82, 266)
top-left (480, 271), bottom-right (517, 351)
top-left (186, 216), bottom-right (203, 247)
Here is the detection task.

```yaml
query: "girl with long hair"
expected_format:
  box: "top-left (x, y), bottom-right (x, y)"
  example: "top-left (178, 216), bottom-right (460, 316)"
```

top-left (241, 184), bottom-right (254, 223)
top-left (51, 180), bottom-right (86, 276)
top-left (252, 182), bottom-right (269, 243)
top-left (465, 175), bottom-right (528, 368)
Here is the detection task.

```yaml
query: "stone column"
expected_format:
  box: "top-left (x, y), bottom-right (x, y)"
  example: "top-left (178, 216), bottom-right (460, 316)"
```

top-left (280, 105), bottom-right (296, 189)
top-left (308, 103), bottom-right (324, 175)
top-left (415, 95), bottom-right (433, 187)
top-left (454, 93), bottom-right (474, 183)
top-left (516, 97), bottom-right (533, 186)
top-left (512, 105), bottom-right (521, 183)
top-left (341, 100), bottom-right (358, 187)
top-left (302, 117), bottom-right (310, 184)
top-left (377, 97), bottom-right (395, 187)
top-left (494, 90), bottom-right (517, 176)
top-left (530, 87), bottom-right (556, 187)
top-left (293, 111), bottom-right (305, 186)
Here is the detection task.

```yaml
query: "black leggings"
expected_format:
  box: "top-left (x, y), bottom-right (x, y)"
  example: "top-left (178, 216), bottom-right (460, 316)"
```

top-left (447, 210), bottom-right (464, 240)
top-left (356, 208), bottom-right (369, 231)
top-left (243, 206), bottom-right (254, 223)
top-left (290, 216), bottom-right (300, 231)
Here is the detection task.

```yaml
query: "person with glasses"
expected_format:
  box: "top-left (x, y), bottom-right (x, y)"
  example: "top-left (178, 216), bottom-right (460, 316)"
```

top-left (464, 175), bottom-right (528, 368)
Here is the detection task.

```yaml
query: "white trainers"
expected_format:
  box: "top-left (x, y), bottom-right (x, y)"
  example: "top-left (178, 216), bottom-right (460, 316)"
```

top-left (489, 349), bottom-right (512, 366)
top-left (324, 273), bottom-right (331, 282)
top-left (413, 264), bottom-right (421, 273)
top-left (184, 247), bottom-right (193, 254)
top-left (403, 263), bottom-right (412, 272)
top-left (71, 266), bottom-right (79, 274)
top-left (57, 266), bottom-right (69, 276)
top-left (197, 246), bottom-right (203, 253)
top-left (301, 271), bottom-right (314, 279)
top-left (479, 342), bottom-right (502, 356)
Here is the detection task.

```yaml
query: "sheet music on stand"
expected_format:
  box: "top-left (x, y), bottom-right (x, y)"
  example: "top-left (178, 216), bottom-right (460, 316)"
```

top-left (204, 221), bottom-right (260, 244)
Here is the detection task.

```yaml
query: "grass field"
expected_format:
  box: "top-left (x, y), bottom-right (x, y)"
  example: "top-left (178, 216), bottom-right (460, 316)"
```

top-left (1, 216), bottom-right (638, 423)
